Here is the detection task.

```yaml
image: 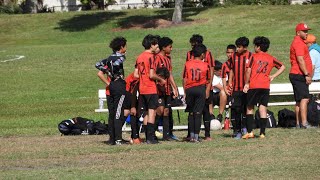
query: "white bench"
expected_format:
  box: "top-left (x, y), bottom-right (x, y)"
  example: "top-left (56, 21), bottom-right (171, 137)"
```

top-left (95, 82), bottom-right (320, 113)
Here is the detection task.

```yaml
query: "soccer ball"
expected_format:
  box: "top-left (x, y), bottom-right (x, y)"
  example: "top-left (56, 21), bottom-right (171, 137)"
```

top-left (210, 119), bottom-right (222, 131)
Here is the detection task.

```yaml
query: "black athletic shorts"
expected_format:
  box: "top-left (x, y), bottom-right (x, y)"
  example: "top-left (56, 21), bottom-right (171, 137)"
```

top-left (139, 94), bottom-right (159, 111)
top-left (230, 91), bottom-right (247, 108)
top-left (247, 89), bottom-right (270, 107)
top-left (157, 95), bottom-right (172, 108)
top-left (212, 92), bottom-right (220, 106)
top-left (185, 85), bottom-right (206, 113)
top-left (289, 73), bottom-right (310, 102)
top-left (123, 91), bottom-right (136, 110)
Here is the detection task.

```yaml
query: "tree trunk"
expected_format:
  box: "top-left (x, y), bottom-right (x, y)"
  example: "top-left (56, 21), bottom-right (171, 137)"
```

top-left (24, 0), bottom-right (38, 13)
top-left (172, 0), bottom-right (183, 24)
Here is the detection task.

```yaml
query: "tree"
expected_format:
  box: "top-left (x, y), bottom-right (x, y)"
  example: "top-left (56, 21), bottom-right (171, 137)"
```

top-left (23, 0), bottom-right (37, 13)
top-left (172, 0), bottom-right (183, 24)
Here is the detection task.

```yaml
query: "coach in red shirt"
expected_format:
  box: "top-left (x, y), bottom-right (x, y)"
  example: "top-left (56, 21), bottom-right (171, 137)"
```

top-left (289, 23), bottom-right (313, 129)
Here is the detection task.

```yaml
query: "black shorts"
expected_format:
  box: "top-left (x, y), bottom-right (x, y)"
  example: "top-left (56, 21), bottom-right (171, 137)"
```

top-left (230, 91), bottom-right (247, 108)
top-left (247, 89), bottom-right (270, 107)
top-left (185, 85), bottom-right (206, 113)
top-left (289, 73), bottom-right (310, 102)
top-left (157, 95), bottom-right (172, 108)
top-left (123, 91), bottom-right (136, 110)
top-left (139, 94), bottom-right (159, 111)
top-left (212, 92), bottom-right (220, 106)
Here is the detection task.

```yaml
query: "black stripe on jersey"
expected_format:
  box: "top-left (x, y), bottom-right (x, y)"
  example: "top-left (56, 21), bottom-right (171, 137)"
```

top-left (242, 55), bottom-right (246, 89)
top-left (237, 55), bottom-right (241, 90)
top-left (273, 59), bottom-right (282, 68)
top-left (207, 51), bottom-right (214, 67)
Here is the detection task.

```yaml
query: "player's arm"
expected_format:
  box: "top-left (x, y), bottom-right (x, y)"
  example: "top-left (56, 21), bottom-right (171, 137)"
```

top-left (97, 70), bottom-right (110, 86)
top-left (133, 68), bottom-right (139, 78)
top-left (169, 73), bottom-right (178, 97)
top-left (297, 56), bottom-right (312, 84)
top-left (270, 62), bottom-right (286, 82)
top-left (243, 67), bottom-right (251, 93)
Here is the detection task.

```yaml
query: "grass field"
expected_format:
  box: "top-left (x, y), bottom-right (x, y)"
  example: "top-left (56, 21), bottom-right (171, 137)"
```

top-left (1, 5), bottom-right (320, 179)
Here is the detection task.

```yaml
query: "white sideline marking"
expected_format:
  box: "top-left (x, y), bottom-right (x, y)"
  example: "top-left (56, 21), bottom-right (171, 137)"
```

top-left (1, 55), bottom-right (25, 63)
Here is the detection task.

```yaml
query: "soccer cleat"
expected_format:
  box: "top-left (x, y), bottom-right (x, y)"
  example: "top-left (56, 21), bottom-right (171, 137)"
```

top-left (169, 134), bottom-right (180, 141)
top-left (242, 128), bottom-right (247, 135)
top-left (203, 137), bottom-right (212, 141)
top-left (115, 140), bottom-right (123, 145)
top-left (183, 136), bottom-right (191, 142)
top-left (242, 132), bottom-right (254, 139)
top-left (259, 134), bottom-right (265, 139)
top-left (132, 138), bottom-right (142, 144)
top-left (234, 132), bottom-right (242, 140)
top-left (146, 139), bottom-right (159, 144)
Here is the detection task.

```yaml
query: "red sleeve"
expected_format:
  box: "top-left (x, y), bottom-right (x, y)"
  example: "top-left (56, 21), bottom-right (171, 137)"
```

top-left (206, 51), bottom-right (215, 67)
top-left (186, 51), bottom-right (191, 62)
top-left (273, 58), bottom-right (283, 69)
top-left (149, 55), bottom-right (155, 70)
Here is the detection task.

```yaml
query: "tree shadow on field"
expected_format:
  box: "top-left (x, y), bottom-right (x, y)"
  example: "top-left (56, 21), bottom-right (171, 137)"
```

top-left (55, 11), bottom-right (126, 32)
top-left (115, 7), bottom-right (209, 30)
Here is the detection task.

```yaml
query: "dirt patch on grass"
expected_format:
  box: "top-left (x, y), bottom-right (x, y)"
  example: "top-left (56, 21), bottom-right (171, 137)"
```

top-left (113, 18), bottom-right (208, 31)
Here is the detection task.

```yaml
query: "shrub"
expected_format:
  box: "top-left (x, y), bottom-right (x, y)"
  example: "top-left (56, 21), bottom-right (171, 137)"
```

top-left (0, 4), bottom-right (22, 14)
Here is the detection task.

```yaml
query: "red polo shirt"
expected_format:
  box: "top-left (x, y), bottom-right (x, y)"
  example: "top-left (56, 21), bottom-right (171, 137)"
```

top-left (289, 36), bottom-right (312, 75)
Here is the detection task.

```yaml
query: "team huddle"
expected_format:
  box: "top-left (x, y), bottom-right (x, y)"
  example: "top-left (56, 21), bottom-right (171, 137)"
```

top-left (95, 34), bottom-right (286, 145)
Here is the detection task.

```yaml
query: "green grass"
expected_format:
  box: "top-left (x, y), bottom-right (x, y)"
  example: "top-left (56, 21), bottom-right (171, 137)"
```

top-left (0, 5), bottom-right (320, 178)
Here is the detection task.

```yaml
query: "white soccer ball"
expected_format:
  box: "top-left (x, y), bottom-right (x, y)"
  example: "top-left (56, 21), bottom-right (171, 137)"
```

top-left (210, 119), bottom-right (222, 131)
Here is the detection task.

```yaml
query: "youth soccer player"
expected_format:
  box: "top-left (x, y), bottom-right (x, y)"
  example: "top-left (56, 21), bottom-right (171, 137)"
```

top-left (243, 36), bottom-right (285, 138)
top-left (183, 44), bottom-right (211, 142)
top-left (95, 37), bottom-right (127, 145)
top-left (134, 34), bottom-right (166, 144)
top-left (154, 37), bottom-right (179, 140)
top-left (124, 72), bottom-right (142, 144)
top-left (225, 37), bottom-right (253, 139)
top-left (186, 34), bottom-right (215, 141)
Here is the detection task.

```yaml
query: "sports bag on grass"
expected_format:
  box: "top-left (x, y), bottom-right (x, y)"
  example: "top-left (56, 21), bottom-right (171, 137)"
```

top-left (307, 95), bottom-right (320, 127)
top-left (277, 108), bottom-right (296, 128)
top-left (254, 110), bottom-right (277, 128)
top-left (58, 117), bottom-right (108, 135)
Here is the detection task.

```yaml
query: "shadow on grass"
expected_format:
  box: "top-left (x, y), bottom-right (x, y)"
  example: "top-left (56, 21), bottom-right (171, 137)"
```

top-left (116, 7), bottom-right (209, 29)
top-left (55, 11), bottom-right (126, 32)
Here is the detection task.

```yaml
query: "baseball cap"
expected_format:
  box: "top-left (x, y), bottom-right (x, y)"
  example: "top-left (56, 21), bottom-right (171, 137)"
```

top-left (295, 23), bottom-right (311, 31)
top-left (305, 34), bottom-right (316, 43)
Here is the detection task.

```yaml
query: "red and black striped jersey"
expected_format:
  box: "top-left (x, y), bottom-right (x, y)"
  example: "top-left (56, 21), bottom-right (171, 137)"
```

top-left (228, 51), bottom-right (253, 91)
top-left (221, 61), bottom-right (231, 79)
top-left (155, 53), bottom-right (172, 95)
top-left (125, 73), bottom-right (139, 94)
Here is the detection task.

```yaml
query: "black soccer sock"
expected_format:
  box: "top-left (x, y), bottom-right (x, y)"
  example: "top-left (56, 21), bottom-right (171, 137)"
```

top-left (260, 118), bottom-right (267, 135)
top-left (203, 105), bottom-right (211, 137)
top-left (143, 124), bottom-right (148, 140)
top-left (169, 109), bottom-right (174, 135)
top-left (162, 116), bottom-right (170, 139)
top-left (188, 114), bottom-right (194, 136)
top-left (154, 115), bottom-right (161, 131)
top-left (230, 108), bottom-right (236, 133)
top-left (246, 114), bottom-right (254, 133)
top-left (194, 113), bottom-right (202, 135)
top-left (147, 123), bottom-right (155, 141)
top-left (130, 115), bottom-right (139, 139)
top-left (234, 110), bottom-right (242, 133)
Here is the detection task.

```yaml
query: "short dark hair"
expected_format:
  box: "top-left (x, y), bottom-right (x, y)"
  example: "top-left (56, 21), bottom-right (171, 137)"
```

top-left (109, 37), bottom-right (127, 53)
top-left (235, 36), bottom-right (249, 47)
top-left (192, 44), bottom-right (207, 58)
top-left (142, 34), bottom-right (158, 49)
top-left (156, 67), bottom-right (170, 79)
top-left (159, 37), bottom-right (173, 50)
top-left (226, 44), bottom-right (236, 52)
top-left (253, 36), bottom-right (270, 52)
top-left (214, 60), bottom-right (222, 71)
top-left (189, 34), bottom-right (203, 45)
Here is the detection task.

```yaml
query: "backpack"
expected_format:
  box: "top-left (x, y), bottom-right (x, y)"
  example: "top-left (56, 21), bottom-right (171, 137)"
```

top-left (307, 95), bottom-right (320, 127)
top-left (277, 108), bottom-right (296, 128)
top-left (254, 110), bottom-right (277, 128)
top-left (58, 117), bottom-right (108, 135)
